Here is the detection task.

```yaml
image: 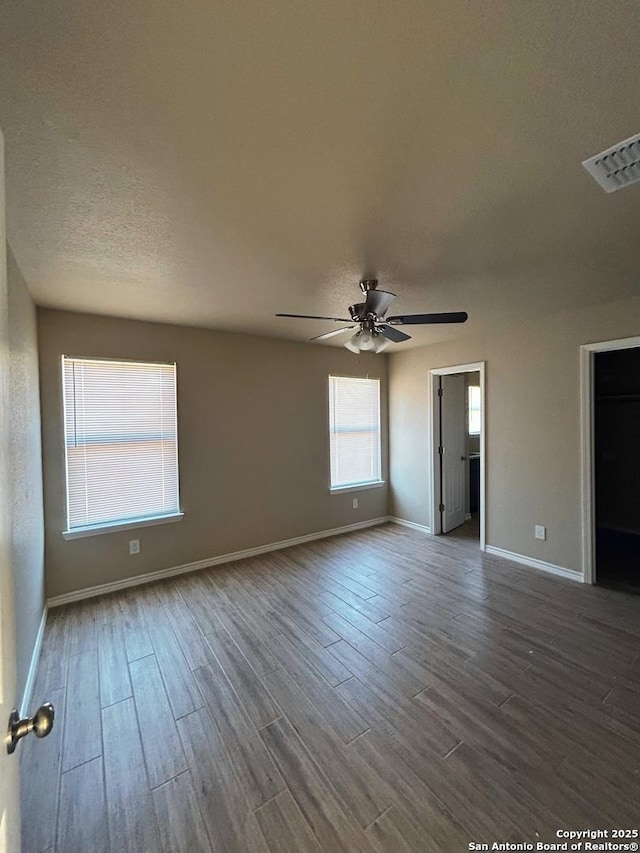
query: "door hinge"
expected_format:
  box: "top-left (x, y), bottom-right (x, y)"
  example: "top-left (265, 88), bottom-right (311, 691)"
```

top-left (439, 503), bottom-right (445, 512)
top-left (437, 387), bottom-right (443, 397)
top-left (438, 445), bottom-right (444, 455)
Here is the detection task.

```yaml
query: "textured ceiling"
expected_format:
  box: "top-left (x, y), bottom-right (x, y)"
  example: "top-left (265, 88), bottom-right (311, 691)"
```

top-left (1, 0), bottom-right (640, 348)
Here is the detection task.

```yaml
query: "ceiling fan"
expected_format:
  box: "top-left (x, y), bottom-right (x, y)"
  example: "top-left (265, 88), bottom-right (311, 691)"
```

top-left (276, 279), bottom-right (468, 353)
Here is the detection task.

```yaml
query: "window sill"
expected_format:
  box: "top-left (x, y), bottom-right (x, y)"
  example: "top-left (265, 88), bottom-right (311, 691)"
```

top-left (330, 481), bottom-right (386, 495)
top-left (62, 512), bottom-right (184, 540)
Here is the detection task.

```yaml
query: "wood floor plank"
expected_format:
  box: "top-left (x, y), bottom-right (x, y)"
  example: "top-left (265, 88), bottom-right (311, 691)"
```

top-left (34, 609), bottom-right (69, 692)
top-left (271, 632), bottom-right (368, 743)
top-left (501, 692), bottom-right (637, 777)
top-left (62, 649), bottom-right (101, 772)
top-left (19, 687), bottom-right (65, 853)
top-left (181, 575), bottom-right (226, 634)
top-left (151, 625), bottom-right (205, 719)
top-left (194, 662), bottom-right (285, 809)
top-left (366, 805), bottom-right (430, 853)
top-left (65, 600), bottom-right (97, 657)
top-left (155, 580), bottom-right (214, 669)
top-left (129, 654), bottom-right (188, 788)
top-left (102, 697), bottom-right (161, 853)
top-left (266, 589), bottom-right (340, 647)
top-left (556, 756), bottom-right (640, 825)
top-left (263, 667), bottom-right (390, 827)
top-left (177, 707), bottom-right (271, 853)
top-left (326, 631), bottom-right (428, 700)
top-left (254, 790), bottom-right (323, 853)
top-left (259, 716), bottom-right (375, 853)
top-left (57, 756), bottom-right (108, 853)
top-left (121, 594), bottom-right (154, 662)
top-left (334, 668), bottom-right (461, 760)
top-left (442, 740), bottom-right (559, 838)
top-left (351, 731), bottom-right (470, 850)
top-left (605, 685), bottom-right (640, 721)
top-left (97, 618), bottom-right (132, 708)
top-left (320, 588), bottom-right (392, 624)
top-left (217, 573), bottom-right (283, 642)
top-left (203, 618), bottom-right (281, 728)
top-left (265, 607), bottom-right (352, 687)
top-left (414, 683), bottom-right (558, 772)
top-left (372, 726), bottom-right (518, 840)
top-left (152, 771), bottom-right (212, 853)
top-left (210, 598), bottom-right (283, 677)
top-left (322, 605), bottom-right (405, 654)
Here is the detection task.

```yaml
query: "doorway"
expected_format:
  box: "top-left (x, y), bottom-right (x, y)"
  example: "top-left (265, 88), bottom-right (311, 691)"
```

top-left (589, 340), bottom-right (640, 593)
top-left (428, 362), bottom-right (486, 550)
top-left (581, 338), bottom-right (640, 590)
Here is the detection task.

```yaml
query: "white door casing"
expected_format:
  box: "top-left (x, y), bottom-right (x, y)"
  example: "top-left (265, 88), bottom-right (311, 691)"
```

top-left (428, 361), bottom-right (486, 549)
top-left (580, 336), bottom-right (640, 584)
top-left (440, 374), bottom-right (467, 533)
top-left (0, 130), bottom-right (22, 852)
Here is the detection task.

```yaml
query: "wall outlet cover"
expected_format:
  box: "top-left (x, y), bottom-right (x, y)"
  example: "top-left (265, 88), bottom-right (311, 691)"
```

top-left (129, 539), bottom-right (141, 555)
top-left (534, 525), bottom-right (546, 541)
top-left (352, 498), bottom-right (359, 509)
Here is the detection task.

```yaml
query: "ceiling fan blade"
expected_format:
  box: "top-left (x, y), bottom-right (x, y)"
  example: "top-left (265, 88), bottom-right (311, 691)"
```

top-left (386, 311), bottom-right (468, 325)
top-left (309, 326), bottom-right (356, 341)
top-left (364, 289), bottom-right (396, 318)
top-left (276, 313), bottom-right (353, 322)
top-left (377, 324), bottom-right (411, 343)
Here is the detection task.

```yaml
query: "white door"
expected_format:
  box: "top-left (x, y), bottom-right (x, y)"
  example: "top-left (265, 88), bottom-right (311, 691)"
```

top-left (0, 131), bottom-right (22, 851)
top-left (440, 374), bottom-right (466, 533)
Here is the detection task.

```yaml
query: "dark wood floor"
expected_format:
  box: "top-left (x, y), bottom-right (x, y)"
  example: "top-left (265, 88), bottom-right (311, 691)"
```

top-left (21, 523), bottom-right (640, 852)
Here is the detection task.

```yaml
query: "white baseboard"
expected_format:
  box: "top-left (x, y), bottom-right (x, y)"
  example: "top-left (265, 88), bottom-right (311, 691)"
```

top-left (21, 606), bottom-right (48, 715)
top-left (484, 545), bottom-right (583, 582)
top-left (388, 516), bottom-right (432, 535)
top-left (47, 517), bottom-right (390, 608)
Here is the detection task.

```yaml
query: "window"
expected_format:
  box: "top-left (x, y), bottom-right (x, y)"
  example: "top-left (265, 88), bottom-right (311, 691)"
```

top-left (468, 385), bottom-right (481, 435)
top-left (62, 356), bottom-right (181, 536)
top-left (329, 375), bottom-right (382, 489)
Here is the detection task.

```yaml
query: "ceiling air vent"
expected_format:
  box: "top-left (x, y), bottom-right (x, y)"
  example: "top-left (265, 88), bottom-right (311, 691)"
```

top-left (582, 132), bottom-right (640, 193)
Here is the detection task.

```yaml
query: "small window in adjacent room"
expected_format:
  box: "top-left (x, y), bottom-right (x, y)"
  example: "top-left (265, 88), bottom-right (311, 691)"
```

top-left (62, 356), bottom-right (181, 536)
top-left (329, 375), bottom-right (382, 489)
top-left (468, 384), bottom-right (481, 435)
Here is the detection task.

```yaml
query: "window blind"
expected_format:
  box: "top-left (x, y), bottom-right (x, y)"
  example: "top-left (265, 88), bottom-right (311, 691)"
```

top-left (329, 376), bottom-right (381, 488)
top-left (62, 356), bottom-right (180, 532)
top-left (468, 385), bottom-right (481, 435)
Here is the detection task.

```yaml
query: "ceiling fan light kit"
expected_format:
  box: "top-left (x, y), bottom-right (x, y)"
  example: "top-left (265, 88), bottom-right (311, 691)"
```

top-left (276, 279), bottom-right (468, 354)
top-left (344, 330), bottom-right (389, 354)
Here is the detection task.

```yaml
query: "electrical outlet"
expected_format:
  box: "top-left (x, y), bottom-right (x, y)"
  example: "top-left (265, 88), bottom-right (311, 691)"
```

top-left (352, 497), bottom-right (359, 509)
top-left (129, 539), bottom-right (140, 555)
top-left (534, 525), bottom-right (546, 541)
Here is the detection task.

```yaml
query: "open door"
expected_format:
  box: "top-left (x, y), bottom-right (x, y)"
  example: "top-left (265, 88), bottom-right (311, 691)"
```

top-left (440, 374), bottom-right (467, 533)
top-left (0, 131), bottom-right (22, 852)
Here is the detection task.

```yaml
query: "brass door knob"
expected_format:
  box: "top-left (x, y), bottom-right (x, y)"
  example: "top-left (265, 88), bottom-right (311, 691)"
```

top-left (6, 703), bottom-right (55, 755)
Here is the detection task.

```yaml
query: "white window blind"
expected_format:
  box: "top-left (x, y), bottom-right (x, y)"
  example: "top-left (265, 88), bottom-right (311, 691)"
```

top-left (329, 376), bottom-right (381, 488)
top-left (468, 385), bottom-right (481, 435)
top-left (62, 356), bottom-right (180, 532)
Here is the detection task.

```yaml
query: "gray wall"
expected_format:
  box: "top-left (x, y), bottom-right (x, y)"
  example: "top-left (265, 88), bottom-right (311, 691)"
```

top-left (38, 309), bottom-right (389, 598)
top-left (8, 245), bottom-right (45, 703)
top-left (389, 294), bottom-right (640, 574)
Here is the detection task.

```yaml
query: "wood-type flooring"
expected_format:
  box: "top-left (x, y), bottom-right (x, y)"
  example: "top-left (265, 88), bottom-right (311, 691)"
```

top-left (21, 522), bottom-right (640, 852)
